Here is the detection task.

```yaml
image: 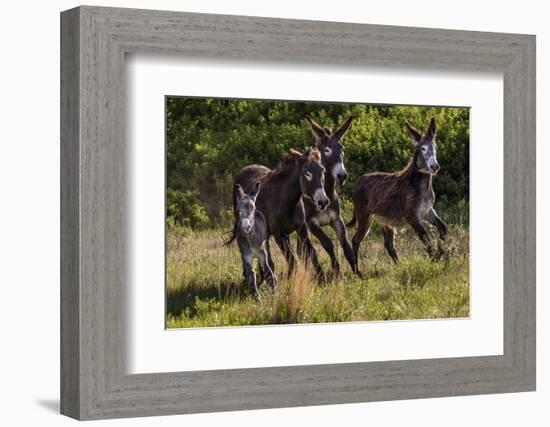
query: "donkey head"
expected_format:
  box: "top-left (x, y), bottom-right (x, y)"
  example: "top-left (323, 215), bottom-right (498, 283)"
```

top-left (235, 182), bottom-right (260, 234)
top-left (405, 117), bottom-right (440, 175)
top-left (306, 115), bottom-right (352, 185)
top-left (289, 148), bottom-right (330, 211)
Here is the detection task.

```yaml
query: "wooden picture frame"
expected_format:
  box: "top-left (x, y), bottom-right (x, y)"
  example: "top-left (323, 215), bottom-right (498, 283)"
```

top-left (60, 5), bottom-right (536, 420)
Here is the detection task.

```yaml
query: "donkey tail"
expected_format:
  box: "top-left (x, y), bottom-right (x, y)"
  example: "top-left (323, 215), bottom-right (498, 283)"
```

top-left (346, 208), bottom-right (357, 228)
top-left (224, 219), bottom-right (238, 246)
top-left (224, 183), bottom-right (240, 246)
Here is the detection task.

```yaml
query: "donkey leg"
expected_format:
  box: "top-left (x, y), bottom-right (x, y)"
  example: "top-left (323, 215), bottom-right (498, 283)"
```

top-left (257, 252), bottom-right (266, 286)
top-left (295, 233), bottom-right (306, 262)
top-left (426, 208), bottom-right (448, 240)
top-left (259, 246), bottom-right (277, 291)
top-left (351, 211), bottom-right (371, 274)
top-left (382, 226), bottom-right (399, 263)
top-left (237, 242), bottom-right (248, 281)
top-left (426, 208), bottom-right (448, 259)
top-left (308, 221), bottom-right (340, 279)
top-left (259, 238), bottom-right (276, 284)
top-left (295, 224), bottom-right (324, 280)
top-left (266, 240), bottom-right (275, 273)
top-left (410, 220), bottom-right (436, 259)
top-left (241, 253), bottom-right (259, 297)
top-left (275, 234), bottom-right (297, 276)
top-left (332, 216), bottom-right (359, 275)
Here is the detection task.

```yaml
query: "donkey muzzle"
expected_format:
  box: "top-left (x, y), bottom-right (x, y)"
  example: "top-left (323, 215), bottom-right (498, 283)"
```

top-left (313, 188), bottom-right (330, 211)
top-left (337, 171), bottom-right (348, 185)
top-left (241, 219), bottom-right (252, 234)
top-left (332, 163), bottom-right (348, 185)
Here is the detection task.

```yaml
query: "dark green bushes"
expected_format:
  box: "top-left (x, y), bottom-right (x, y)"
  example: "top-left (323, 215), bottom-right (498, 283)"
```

top-left (166, 98), bottom-right (469, 228)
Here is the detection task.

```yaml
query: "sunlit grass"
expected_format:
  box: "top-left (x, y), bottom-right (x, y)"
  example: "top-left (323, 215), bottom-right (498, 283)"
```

top-left (166, 224), bottom-right (469, 328)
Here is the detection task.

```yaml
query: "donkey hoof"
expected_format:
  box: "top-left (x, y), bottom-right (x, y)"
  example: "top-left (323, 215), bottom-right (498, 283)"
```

top-left (315, 272), bottom-right (329, 286)
top-left (329, 267), bottom-right (342, 281)
top-left (428, 249), bottom-right (443, 261)
top-left (251, 288), bottom-right (262, 301)
top-left (352, 264), bottom-right (363, 277)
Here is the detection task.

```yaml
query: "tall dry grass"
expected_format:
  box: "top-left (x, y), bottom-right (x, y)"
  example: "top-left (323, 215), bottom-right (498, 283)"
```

top-left (272, 262), bottom-right (315, 324)
top-left (166, 224), bottom-right (470, 328)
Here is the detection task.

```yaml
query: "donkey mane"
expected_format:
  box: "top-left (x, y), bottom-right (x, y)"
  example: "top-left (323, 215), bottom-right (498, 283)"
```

top-left (272, 158), bottom-right (296, 173)
top-left (348, 118), bottom-right (447, 271)
top-left (394, 151), bottom-right (423, 179)
top-left (272, 147), bottom-right (321, 174)
top-left (231, 145), bottom-right (327, 278)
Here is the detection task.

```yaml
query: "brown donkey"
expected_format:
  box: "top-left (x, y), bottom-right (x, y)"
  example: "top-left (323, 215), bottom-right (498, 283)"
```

top-left (230, 148), bottom-right (329, 278)
top-left (348, 118), bottom-right (447, 272)
top-left (299, 115), bottom-right (358, 277)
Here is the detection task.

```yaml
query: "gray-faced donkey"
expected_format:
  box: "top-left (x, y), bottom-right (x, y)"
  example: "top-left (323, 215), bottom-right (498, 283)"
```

top-left (231, 182), bottom-right (277, 298)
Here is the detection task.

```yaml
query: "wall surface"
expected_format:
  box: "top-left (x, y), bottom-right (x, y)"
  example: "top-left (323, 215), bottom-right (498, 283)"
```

top-left (0, 0), bottom-right (547, 425)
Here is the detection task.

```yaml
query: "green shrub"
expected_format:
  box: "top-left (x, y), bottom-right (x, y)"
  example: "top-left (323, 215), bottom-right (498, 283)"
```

top-left (167, 98), bottom-right (469, 230)
top-left (167, 188), bottom-right (209, 229)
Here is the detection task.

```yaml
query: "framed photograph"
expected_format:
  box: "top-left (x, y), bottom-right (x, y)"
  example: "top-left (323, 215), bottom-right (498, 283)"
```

top-left (163, 98), bottom-right (471, 329)
top-left (61, 6), bottom-right (536, 420)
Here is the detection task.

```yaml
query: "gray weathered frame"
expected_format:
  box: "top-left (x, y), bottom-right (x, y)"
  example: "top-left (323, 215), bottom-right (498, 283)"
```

top-left (60, 5), bottom-right (536, 421)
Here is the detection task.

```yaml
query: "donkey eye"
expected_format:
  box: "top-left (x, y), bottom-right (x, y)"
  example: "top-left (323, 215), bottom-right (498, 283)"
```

top-left (304, 171), bottom-right (313, 181)
top-left (323, 147), bottom-right (332, 156)
top-left (421, 146), bottom-right (428, 153)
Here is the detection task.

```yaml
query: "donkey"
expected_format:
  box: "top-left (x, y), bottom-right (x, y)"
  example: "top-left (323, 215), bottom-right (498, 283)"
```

top-left (230, 148), bottom-right (329, 278)
top-left (348, 117), bottom-right (448, 271)
top-left (299, 115), bottom-right (359, 276)
top-left (233, 182), bottom-right (276, 298)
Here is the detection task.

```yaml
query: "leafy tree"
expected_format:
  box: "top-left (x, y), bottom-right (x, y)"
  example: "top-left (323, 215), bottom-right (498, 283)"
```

top-left (166, 98), bottom-right (469, 229)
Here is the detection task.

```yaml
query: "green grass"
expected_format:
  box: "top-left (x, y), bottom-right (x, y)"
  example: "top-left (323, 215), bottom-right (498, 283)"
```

top-left (166, 224), bottom-right (470, 328)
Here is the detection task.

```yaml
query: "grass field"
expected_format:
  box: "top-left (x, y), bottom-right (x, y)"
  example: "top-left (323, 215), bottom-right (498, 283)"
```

top-left (166, 222), bottom-right (469, 328)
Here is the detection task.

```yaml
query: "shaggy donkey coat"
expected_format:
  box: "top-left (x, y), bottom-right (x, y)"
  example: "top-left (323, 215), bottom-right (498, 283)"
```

top-left (231, 148), bottom-right (329, 278)
top-left (348, 118), bottom-right (448, 272)
top-left (299, 115), bottom-right (359, 276)
top-left (233, 182), bottom-right (276, 297)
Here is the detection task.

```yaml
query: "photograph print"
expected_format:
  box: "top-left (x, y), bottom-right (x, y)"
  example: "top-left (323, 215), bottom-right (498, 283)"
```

top-left (166, 97), bottom-right (470, 328)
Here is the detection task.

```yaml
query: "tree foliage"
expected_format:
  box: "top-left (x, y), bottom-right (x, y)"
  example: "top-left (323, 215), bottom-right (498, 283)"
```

top-left (166, 97), bottom-right (469, 228)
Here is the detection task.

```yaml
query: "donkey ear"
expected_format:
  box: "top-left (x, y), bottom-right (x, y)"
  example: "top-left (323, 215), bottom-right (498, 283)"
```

top-left (405, 122), bottom-right (422, 145)
top-left (250, 181), bottom-right (261, 200)
top-left (334, 116), bottom-right (353, 141)
top-left (427, 117), bottom-right (436, 139)
top-left (305, 115), bottom-right (327, 142)
top-left (288, 148), bottom-right (303, 158)
top-left (235, 184), bottom-right (245, 199)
